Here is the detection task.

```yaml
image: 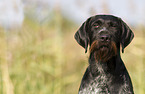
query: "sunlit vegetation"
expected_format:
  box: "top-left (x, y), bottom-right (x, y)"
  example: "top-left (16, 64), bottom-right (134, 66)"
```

top-left (0, 13), bottom-right (145, 94)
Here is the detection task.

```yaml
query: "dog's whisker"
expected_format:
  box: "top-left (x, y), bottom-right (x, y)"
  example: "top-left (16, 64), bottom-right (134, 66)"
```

top-left (90, 40), bottom-right (117, 63)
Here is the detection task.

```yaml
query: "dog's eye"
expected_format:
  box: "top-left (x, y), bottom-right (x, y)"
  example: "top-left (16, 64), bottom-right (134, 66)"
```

top-left (109, 22), bottom-right (117, 27)
top-left (94, 24), bottom-right (99, 28)
top-left (93, 20), bottom-right (102, 28)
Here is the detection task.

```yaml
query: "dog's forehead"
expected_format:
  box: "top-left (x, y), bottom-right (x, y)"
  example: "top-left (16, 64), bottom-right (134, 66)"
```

top-left (90, 15), bottom-right (119, 23)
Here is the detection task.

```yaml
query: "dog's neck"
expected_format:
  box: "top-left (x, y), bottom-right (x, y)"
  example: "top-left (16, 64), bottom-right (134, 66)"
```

top-left (89, 50), bottom-right (122, 77)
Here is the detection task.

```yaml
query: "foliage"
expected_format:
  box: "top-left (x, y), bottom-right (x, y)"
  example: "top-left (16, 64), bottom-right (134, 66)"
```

top-left (0, 15), bottom-right (145, 94)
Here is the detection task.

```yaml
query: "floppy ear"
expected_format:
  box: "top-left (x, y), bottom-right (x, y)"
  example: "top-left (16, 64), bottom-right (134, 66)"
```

top-left (120, 19), bottom-right (134, 53)
top-left (74, 17), bottom-right (91, 53)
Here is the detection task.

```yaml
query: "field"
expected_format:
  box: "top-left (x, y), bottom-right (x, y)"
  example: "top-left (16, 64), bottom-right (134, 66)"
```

top-left (0, 15), bottom-right (145, 94)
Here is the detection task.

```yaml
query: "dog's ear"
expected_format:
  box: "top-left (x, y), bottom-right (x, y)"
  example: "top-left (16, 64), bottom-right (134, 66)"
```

top-left (74, 17), bottom-right (91, 53)
top-left (120, 18), bottom-right (134, 53)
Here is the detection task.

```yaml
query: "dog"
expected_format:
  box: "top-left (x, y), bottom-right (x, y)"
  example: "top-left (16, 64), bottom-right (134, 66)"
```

top-left (74, 15), bottom-right (134, 94)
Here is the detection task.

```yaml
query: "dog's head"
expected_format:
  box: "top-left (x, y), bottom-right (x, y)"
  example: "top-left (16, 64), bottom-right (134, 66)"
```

top-left (74, 15), bottom-right (134, 62)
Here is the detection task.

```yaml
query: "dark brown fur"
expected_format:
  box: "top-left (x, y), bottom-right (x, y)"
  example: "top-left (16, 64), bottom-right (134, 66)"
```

top-left (90, 40), bottom-right (117, 62)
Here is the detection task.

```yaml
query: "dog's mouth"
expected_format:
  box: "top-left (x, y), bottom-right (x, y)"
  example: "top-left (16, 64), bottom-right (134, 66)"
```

top-left (96, 42), bottom-right (110, 50)
top-left (90, 40), bottom-right (117, 62)
top-left (99, 45), bottom-right (108, 49)
top-left (90, 41), bottom-right (110, 52)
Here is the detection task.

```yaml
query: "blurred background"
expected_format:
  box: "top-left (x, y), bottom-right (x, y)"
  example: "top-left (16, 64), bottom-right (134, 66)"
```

top-left (0, 0), bottom-right (145, 94)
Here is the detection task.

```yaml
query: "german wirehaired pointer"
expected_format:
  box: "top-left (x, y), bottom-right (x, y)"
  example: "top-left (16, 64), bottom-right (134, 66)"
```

top-left (74, 15), bottom-right (134, 94)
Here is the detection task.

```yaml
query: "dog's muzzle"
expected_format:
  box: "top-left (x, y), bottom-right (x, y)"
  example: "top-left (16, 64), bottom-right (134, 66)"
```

top-left (90, 38), bottom-right (117, 62)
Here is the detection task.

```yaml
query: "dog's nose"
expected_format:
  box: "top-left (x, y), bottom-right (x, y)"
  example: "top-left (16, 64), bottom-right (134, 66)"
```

top-left (100, 35), bottom-right (110, 42)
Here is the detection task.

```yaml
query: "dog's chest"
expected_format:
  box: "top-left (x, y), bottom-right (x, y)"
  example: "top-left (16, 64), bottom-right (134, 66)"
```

top-left (79, 74), bottom-right (112, 94)
top-left (79, 64), bottom-right (120, 94)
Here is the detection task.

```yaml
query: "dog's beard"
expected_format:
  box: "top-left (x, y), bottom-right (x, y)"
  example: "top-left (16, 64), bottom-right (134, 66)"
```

top-left (90, 40), bottom-right (117, 62)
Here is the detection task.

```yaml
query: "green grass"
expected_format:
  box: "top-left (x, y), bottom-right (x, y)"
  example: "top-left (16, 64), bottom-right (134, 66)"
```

top-left (0, 16), bottom-right (145, 94)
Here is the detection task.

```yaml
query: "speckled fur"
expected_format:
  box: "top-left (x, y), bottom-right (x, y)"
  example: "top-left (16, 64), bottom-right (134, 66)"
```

top-left (78, 53), bottom-right (134, 94)
top-left (75, 15), bottom-right (134, 94)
